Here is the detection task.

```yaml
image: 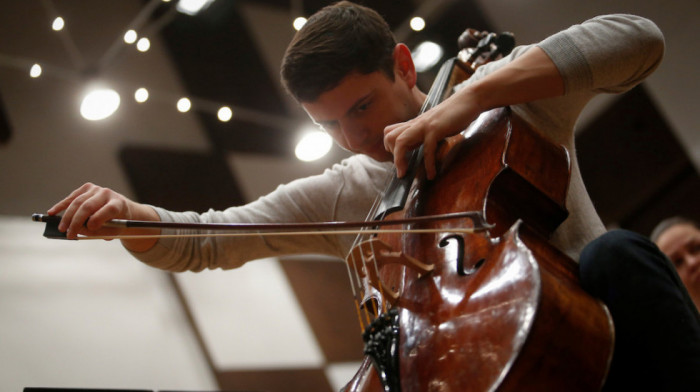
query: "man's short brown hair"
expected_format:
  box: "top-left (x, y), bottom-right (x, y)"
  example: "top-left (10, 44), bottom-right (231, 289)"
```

top-left (280, 1), bottom-right (397, 102)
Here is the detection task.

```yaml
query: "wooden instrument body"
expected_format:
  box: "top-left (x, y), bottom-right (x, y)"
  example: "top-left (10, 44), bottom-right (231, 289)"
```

top-left (344, 107), bottom-right (614, 392)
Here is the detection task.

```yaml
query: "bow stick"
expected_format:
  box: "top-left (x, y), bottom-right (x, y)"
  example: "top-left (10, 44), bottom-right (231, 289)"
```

top-left (32, 212), bottom-right (493, 240)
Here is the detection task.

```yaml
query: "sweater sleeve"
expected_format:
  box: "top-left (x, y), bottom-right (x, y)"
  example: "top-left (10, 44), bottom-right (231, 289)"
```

top-left (129, 155), bottom-right (392, 272)
top-left (460, 14), bottom-right (664, 147)
top-left (537, 14), bottom-right (664, 95)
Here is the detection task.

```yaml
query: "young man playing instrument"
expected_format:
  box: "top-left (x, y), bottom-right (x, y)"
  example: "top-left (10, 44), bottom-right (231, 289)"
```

top-left (45, 2), bottom-right (699, 390)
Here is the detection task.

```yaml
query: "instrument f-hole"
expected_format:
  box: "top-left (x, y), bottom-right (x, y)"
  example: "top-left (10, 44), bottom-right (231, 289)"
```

top-left (439, 234), bottom-right (484, 276)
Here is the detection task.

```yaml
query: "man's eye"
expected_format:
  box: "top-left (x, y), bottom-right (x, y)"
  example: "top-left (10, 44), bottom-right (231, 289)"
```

top-left (355, 101), bottom-right (371, 114)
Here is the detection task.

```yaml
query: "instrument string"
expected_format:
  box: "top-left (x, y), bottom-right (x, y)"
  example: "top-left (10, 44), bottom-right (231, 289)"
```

top-left (66, 227), bottom-right (478, 240)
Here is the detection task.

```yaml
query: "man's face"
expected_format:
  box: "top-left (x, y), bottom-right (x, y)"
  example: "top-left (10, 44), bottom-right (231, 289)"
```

top-left (301, 69), bottom-right (418, 162)
top-left (657, 223), bottom-right (700, 297)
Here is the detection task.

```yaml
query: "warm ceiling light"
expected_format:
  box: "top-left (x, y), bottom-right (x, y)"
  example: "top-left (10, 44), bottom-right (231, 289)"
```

top-left (136, 37), bottom-right (150, 52)
top-left (124, 30), bottom-right (138, 44)
top-left (293, 17), bottom-right (307, 31)
top-left (412, 41), bottom-right (443, 72)
top-left (80, 88), bottom-right (121, 121)
top-left (134, 88), bottom-right (149, 103)
top-left (217, 106), bottom-right (233, 122)
top-left (52, 17), bottom-right (65, 31)
top-left (177, 97), bottom-right (192, 112)
top-left (176, 0), bottom-right (215, 16)
top-left (295, 130), bottom-right (332, 161)
top-left (29, 64), bottom-right (42, 78)
top-left (410, 17), bottom-right (425, 32)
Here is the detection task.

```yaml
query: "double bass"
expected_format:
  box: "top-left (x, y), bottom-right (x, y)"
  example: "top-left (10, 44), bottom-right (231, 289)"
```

top-left (341, 30), bottom-right (614, 392)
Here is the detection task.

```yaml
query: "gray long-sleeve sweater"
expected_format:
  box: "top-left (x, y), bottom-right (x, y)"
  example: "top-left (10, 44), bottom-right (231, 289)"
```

top-left (134, 14), bottom-right (665, 272)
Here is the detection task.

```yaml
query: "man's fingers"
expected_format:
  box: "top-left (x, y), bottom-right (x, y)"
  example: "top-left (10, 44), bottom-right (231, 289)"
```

top-left (48, 182), bottom-right (94, 216)
top-left (87, 197), bottom-right (121, 231)
top-left (62, 186), bottom-right (109, 238)
top-left (388, 123), bottom-right (428, 178)
top-left (394, 146), bottom-right (408, 177)
top-left (384, 122), bottom-right (408, 153)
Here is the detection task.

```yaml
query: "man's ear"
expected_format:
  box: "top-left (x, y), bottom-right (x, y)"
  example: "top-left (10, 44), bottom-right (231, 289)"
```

top-left (393, 43), bottom-right (417, 88)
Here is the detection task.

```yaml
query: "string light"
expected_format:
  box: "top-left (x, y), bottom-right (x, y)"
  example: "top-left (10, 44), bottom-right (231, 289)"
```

top-left (217, 106), bottom-right (232, 122)
top-left (29, 64), bottom-right (42, 78)
top-left (124, 30), bottom-right (138, 44)
top-left (177, 0), bottom-right (215, 16)
top-left (10, 0), bottom-right (289, 139)
top-left (134, 88), bottom-right (149, 103)
top-left (409, 16), bottom-right (425, 32)
top-left (52, 17), bottom-right (65, 31)
top-left (136, 37), bottom-right (151, 52)
top-left (293, 17), bottom-right (307, 31)
top-left (177, 97), bottom-right (192, 112)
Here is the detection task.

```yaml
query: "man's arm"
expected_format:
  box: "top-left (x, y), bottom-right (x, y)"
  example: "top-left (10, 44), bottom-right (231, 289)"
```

top-left (384, 14), bottom-right (664, 179)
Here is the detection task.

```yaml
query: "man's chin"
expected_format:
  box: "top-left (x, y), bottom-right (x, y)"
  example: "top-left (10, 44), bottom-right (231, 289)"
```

top-left (365, 144), bottom-right (393, 162)
top-left (366, 151), bottom-right (393, 163)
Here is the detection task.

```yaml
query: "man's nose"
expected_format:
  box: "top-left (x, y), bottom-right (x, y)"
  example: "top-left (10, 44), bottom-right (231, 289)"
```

top-left (339, 121), bottom-right (367, 149)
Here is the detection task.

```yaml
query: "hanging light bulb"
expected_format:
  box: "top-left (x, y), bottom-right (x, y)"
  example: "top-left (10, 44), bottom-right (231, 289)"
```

top-left (52, 17), bottom-right (65, 31)
top-left (176, 0), bottom-right (215, 15)
top-left (29, 64), bottom-right (42, 78)
top-left (136, 37), bottom-right (151, 52)
top-left (124, 30), bottom-right (138, 44)
top-left (295, 129), bottom-right (332, 161)
top-left (410, 17), bottom-right (426, 32)
top-left (177, 97), bottom-right (192, 112)
top-left (293, 17), bottom-right (307, 31)
top-left (412, 41), bottom-right (443, 72)
top-left (80, 88), bottom-right (121, 121)
top-left (217, 106), bottom-right (233, 122)
top-left (134, 88), bottom-right (149, 103)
